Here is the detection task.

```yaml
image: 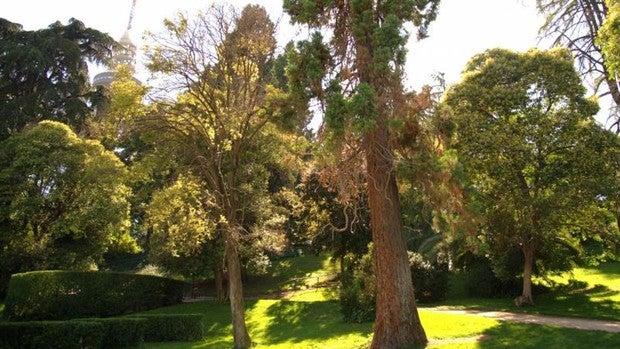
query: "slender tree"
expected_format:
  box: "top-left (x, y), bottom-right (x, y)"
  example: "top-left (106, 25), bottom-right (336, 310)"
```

top-left (143, 5), bottom-right (302, 348)
top-left (283, 1), bottom-right (440, 347)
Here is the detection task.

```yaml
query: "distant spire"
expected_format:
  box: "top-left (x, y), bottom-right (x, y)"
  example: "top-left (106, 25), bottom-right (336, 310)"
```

top-left (127, 0), bottom-right (137, 31)
top-left (93, 0), bottom-right (140, 88)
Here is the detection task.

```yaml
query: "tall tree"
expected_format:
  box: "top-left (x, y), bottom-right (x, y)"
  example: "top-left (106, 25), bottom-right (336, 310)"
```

top-left (537, 0), bottom-right (620, 132)
top-left (283, 1), bottom-right (440, 347)
top-left (444, 48), bottom-right (618, 305)
top-left (0, 18), bottom-right (117, 140)
top-left (0, 121), bottom-right (136, 293)
top-left (143, 5), bottom-right (302, 348)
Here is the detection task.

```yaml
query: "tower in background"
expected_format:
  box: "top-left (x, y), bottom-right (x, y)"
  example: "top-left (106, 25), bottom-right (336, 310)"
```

top-left (93, 0), bottom-right (139, 88)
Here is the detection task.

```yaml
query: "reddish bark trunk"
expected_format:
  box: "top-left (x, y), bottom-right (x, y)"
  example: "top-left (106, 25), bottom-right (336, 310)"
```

top-left (366, 126), bottom-right (427, 349)
top-left (225, 234), bottom-right (251, 349)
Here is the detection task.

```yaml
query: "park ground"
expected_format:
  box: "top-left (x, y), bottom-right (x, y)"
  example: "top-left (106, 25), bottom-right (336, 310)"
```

top-left (124, 254), bottom-right (620, 348)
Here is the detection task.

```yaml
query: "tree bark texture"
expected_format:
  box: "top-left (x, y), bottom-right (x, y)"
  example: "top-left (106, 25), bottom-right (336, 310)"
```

top-left (365, 126), bottom-right (428, 349)
top-left (225, 232), bottom-right (251, 349)
top-left (215, 261), bottom-right (227, 303)
top-left (521, 244), bottom-right (535, 305)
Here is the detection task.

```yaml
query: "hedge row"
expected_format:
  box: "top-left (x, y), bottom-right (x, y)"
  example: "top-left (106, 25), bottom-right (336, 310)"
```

top-left (4, 270), bottom-right (185, 321)
top-left (0, 314), bottom-right (204, 348)
top-left (128, 314), bottom-right (204, 342)
top-left (0, 320), bottom-right (104, 349)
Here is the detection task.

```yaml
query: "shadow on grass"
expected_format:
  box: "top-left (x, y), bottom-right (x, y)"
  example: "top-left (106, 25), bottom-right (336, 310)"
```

top-left (436, 283), bottom-right (619, 322)
top-left (478, 322), bottom-right (620, 349)
top-left (257, 299), bottom-right (371, 345)
top-left (533, 283), bottom-right (620, 321)
top-left (595, 261), bottom-right (620, 276)
top-left (244, 254), bottom-right (337, 296)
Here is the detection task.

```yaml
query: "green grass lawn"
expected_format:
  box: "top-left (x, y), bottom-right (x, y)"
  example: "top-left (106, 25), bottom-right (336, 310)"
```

top-left (3, 254), bottom-right (617, 348)
top-left (139, 256), bottom-right (620, 348)
top-left (436, 261), bottom-right (620, 321)
top-left (243, 254), bottom-right (339, 296)
top-left (137, 298), bottom-right (620, 349)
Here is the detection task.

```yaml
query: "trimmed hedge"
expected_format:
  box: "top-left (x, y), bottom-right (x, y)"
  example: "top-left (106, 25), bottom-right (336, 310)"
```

top-left (129, 314), bottom-right (204, 342)
top-left (0, 315), bottom-right (203, 348)
top-left (4, 270), bottom-right (185, 321)
top-left (0, 320), bottom-right (104, 349)
top-left (74, 317), bottom-right (146, 348)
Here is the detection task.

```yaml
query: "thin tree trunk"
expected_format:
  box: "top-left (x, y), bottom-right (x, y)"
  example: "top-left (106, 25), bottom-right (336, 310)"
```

top-left (214, 261), bottom-right (226, 303)
top-left (521, 244), bottom-right (535, 306)
top-left (225, 231), bottom-right (251, 349)
top-left (366, 126), bottom-right (427, 349)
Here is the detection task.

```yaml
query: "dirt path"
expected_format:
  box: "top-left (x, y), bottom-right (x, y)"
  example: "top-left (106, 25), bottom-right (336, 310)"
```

top-left (423, 307), bottom-right (620, 333)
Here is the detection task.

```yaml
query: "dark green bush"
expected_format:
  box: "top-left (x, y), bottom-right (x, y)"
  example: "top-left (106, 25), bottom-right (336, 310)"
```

top-left (0, 320), bottom-right (104, 349)
top-left (74, 317), bottom-right (146, 348)
top-left (4, 270), bottom-right (185, 321)
top-left (339, 276), bottom-right (375, 323)
top-left (462, 258), bottom-right (520, 298)
top-left (339, 250), bottom-right (376, 323)
top-left (409, 252), bottom-right (450, 303)
top-left (129, 314), bottom-right (204, 342)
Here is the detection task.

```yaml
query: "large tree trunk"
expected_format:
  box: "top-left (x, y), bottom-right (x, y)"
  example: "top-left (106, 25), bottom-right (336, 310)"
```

top-left (366, 126), bottom-right (428, 349)
top-left (520, 244), bottom-right (535, 306)
top-left (225, 231), bottom-right (251, 349)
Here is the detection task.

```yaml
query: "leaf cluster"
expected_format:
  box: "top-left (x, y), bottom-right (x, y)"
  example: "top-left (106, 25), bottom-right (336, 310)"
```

top-left (0, 18), bottom-right (117, 140)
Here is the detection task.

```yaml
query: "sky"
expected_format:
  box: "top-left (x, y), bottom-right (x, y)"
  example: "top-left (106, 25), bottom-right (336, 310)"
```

top-left (3, 0), bottom-right (611, 126)
top-left (2, 0), bottom-right (545, 88)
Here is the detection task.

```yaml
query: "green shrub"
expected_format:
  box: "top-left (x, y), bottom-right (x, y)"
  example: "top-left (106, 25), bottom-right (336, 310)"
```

top-left (409, 252), bottom-right (450, 303)
top-left (339, 250), bottom-right (376, 323)
top-left (462, 258), bottom-right (520, 298)
top-left (4, 270), bottom-right (185, 321)
top-left (0, 320), bottom-right (104, 349)
top-left (74, 317), bottom-right (146, 348)
top-left (128, 314), bottom-right (204, 342)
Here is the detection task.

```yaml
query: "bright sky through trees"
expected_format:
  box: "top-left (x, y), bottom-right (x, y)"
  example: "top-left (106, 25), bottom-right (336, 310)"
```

top-left (2, 0), bottom-right (611, 127)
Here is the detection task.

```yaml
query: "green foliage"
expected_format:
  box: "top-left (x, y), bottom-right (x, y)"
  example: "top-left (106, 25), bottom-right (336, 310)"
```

top-left (409, 252), bottom-right (450, 302)
top-left (4, 270), bottom-right (185, 321)
top-left (146, 174), bottom-right (218, 279)
top-left (291, 172), bottom-right (371, 266)
top-left (444, 48), bottom-right (619, 298)
top-left (0, 121), bottom-right (136, 294)
top-left (339, 249), bottom-right (376, 323)
top-left (74, 317), bottom-right (146, 348)
top-left (598, 0), bottom-right (620, 75)
top-left (0, 320), bottom-right (104, 349)
top-left (460, 256), bottom-right (521, 298)
top-left (350, 83), bottom-right (377, 132)
top-left (0, 315), bottom-right (201, 348)
top-left (0, 18), bottom-right (117, 141)
top-left (128, 314), bottom-right (204, 342)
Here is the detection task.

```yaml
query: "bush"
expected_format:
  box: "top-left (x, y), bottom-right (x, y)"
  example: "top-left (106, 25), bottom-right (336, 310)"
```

top-left (0, 320), bottom-right (104, 349)
top-left (74, 317), bottom-right (146, 348)
top-left (462, 258), bottom-right (520, 298)
top-left (129, 314), bottom-right (204, 342)
top-left (4, 270), bottom-right (185, 321)
top-left (339, 250), bottom-right (376, 323)
top-left (409, 252), bottom-right (450, 303)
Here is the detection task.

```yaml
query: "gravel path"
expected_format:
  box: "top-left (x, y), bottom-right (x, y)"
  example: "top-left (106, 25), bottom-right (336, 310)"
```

top-left (424, 307), bottom-right (620, 333)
